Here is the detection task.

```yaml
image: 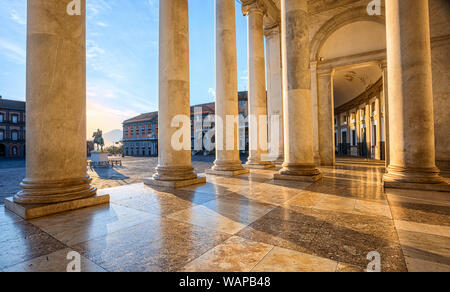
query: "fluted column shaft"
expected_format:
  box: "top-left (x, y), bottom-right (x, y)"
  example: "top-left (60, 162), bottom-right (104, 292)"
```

top-left (14, 0), bottom-right (96, 204)
top-left (265, 25), bottom-right (284, 165)
top-left (154, 0), bottom-right (197, 181)
top-left (212, 0), bottom-right (244, 172)
top-left (243, 2), bottom-right (273, 168)
top-left (384, 0), bottom-right (444, 185)
top-left (276, 0), bottom-right (321, 180)
top-left (317, 70), bottom-right (335, 166)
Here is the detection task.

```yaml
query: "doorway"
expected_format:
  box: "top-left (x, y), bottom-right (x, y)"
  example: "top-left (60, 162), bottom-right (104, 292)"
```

top-left (0, 144), bottom-right (5, 157)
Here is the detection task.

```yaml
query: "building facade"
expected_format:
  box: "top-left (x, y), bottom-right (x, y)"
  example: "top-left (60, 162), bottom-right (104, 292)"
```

top-left (0, 97), bottom-right (26, 159)
top-left (123, 92), bottom-right (249, 157)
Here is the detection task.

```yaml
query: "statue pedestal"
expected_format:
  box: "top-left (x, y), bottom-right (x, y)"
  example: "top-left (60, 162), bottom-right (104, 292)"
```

top-left (90, 151), bottom-right (109, 168)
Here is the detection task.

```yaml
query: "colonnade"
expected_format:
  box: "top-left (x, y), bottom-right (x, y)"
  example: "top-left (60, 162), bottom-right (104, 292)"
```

top-left (6, 0), bottom-right (449, 220)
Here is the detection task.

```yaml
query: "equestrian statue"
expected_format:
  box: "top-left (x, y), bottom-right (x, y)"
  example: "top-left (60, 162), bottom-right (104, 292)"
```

top-left (92, 129), bottom-right (105, 151)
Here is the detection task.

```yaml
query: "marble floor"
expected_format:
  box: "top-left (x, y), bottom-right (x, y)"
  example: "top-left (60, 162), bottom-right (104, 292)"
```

top-left (1, 163), bottom-right (449, 272)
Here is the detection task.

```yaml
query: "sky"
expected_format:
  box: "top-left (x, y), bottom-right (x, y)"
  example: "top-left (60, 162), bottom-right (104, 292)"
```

top-left (0, 0), bottom-right (250, 137)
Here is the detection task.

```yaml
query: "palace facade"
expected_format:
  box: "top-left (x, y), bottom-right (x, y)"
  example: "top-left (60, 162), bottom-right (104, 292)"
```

top-left (123, 92), bottom-right (249, 157)
top-left (0, 97), bottom-right (26, 159)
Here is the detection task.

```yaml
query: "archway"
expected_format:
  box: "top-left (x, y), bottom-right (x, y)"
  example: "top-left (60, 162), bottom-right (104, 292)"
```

top-left (311, 7), bottom-right (388, 166)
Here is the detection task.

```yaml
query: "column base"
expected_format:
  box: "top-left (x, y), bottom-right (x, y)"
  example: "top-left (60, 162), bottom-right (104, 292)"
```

top-left (245, 161), bottom-right (275, 169)
top-left (383, 165), bottom-right (449, 192)
top-left (205, 169), bottom-right (250, 177)
top-left (14, 175), bottom-right (98, 204)
top-left (144, 175), bottom-right (206, 189)
top-left (274, 173), bottom-right (323, 182)
top-left (275, 163), bottom-right (323, 182)
top-left (4, 194), bottom-right (110, 220)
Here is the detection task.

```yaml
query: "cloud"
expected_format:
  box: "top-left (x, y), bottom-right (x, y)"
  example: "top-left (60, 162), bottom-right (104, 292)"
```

top-left (9, 9), bottom-right (26, 25)
top-left (87, 101), bottom-right (139, 138)
top-left (96, 21), bottom-right (108, 27)
top-left (86, 40), bottom-right (105, 59)
top-left (208, 88), bottom-right (215, 100)
top-left (0, 38), bottom-right (26, 64)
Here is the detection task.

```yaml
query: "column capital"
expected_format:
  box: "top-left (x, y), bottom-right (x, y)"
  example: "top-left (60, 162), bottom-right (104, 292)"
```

top-left (264, 23), bottom-right (280, 38)
top-left (242, 0), bottom-right (266, 16)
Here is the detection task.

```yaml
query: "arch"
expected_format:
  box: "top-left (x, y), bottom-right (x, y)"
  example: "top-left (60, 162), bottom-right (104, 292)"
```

top-left (310, 6), bottom-right (385, 62)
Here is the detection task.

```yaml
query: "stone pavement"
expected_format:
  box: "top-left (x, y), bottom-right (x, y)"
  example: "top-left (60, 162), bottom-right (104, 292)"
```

top-left (1, 162), bottom-right (448, 272)
top-left (0, 156), bottom-right (219, 205)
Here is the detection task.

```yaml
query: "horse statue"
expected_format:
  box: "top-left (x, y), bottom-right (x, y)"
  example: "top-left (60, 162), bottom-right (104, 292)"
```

top-left (92, 129), bottom-right (105, 151)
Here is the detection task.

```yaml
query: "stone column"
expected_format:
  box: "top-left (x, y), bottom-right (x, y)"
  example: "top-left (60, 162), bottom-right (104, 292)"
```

top-left (365, 103), bottom-right (371, 158)
top-left (274, 0), bottom-right (322, 182)
top-left (384, 0), bottom-right (448, 191)
top-left (243, 1), bottom-right (274, 169)
top-left (317, 69), bottom-right (335, 166)
top-left (207, 0), bottom-right (248, 177)
top-left (375, 97), bottom-right (382, 160)
top-left (145, 0), bottom-right (205, 188)
top-left (5, 0), bottom-right (109, 220)
top-left (337, 114), bottom-right (342, 156)
top-left (355, 108), bottom-right (360, 156)
top-left (380, 62), bottom-right (390, 166)
top-left (310, 62), bottom-right (321, 165)
top-left (265, 24), bottom-right (284, 166)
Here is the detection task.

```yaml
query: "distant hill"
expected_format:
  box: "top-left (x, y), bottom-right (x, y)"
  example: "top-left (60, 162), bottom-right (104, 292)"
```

top-left (103, 129), bottom-right (123, 146)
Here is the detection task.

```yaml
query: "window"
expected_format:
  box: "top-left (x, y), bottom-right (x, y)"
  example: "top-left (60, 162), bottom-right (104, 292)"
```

top-left (0, 130), bottom-right (4, 140)
top-left (12, 115), bottom-right (18, 123)
top-left (0, 113), bottom-right (4, 123)
top-left (11, 130), bottom-right (18, 141)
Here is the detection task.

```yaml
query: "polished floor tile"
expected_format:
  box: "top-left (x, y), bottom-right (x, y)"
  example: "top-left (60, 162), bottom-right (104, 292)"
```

top-left (404, 256), bottom-right (450, 272)
top-left (396, 230), bottom-right (450, 265)
top-left (313, 195), bottom-right (357, 213)
top-left (3, 248), bottom-right (106, 272)
top-left (201, 196), bottom-right (276, 225)
top-left (2, 161), bottom-right (449, 272)
top-left (167, 205), bottom-right (247, 235)
top-left (73, 218), bottom-right (231, 272)
top-left (353, 199), bottom-right (392, 218)
top-left (182, 236), bottom-right (273, 272)
top-left (0, 206), bottom-right (23, 227)
top-left (0, 221), bottom-right (66, 271)
top-left (252, 246), bottom-right (338, 272)
top-left (30, 204), bottom-right (157, 246)
top-left (388, 200), bottom-right (450, 227)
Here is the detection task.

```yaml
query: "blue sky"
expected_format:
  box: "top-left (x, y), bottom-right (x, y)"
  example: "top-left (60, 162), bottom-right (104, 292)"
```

top-left (0, 0), bottom-right (250, 135)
